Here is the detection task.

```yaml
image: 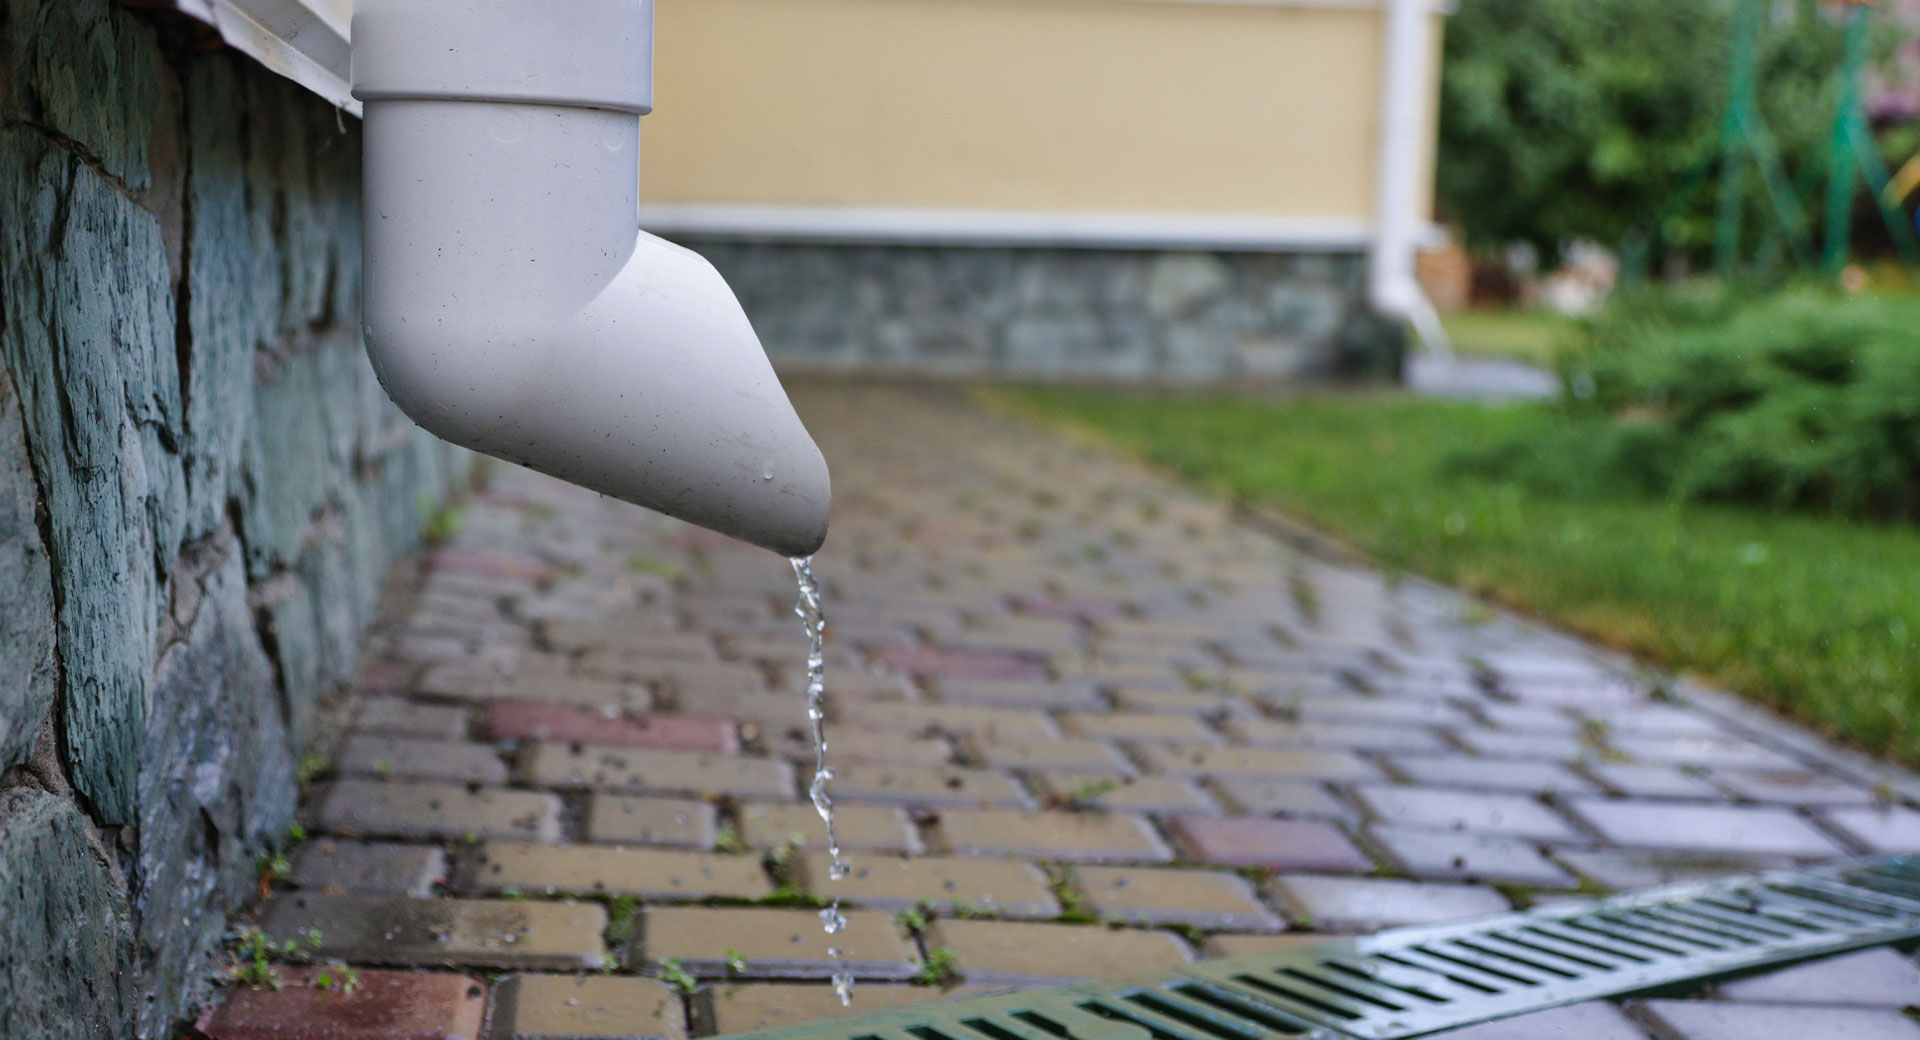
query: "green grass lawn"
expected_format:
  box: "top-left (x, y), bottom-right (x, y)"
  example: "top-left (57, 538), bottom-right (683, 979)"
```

top-left (1439, 308), bottom-right (1579, 364)
top-left (1005, 388), bottom-right (1920, 767)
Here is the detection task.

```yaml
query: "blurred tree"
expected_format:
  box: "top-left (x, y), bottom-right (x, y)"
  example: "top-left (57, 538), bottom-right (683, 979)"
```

top-left (1439, 0), bottom-right (1854, 268)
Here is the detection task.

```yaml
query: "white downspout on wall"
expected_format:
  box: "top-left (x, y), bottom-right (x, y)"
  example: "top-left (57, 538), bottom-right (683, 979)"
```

top-left (1370, 0), bottom-right (1453, 360)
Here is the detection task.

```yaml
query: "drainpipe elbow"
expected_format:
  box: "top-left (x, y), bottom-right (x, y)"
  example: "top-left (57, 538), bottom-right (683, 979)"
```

top-left (351, 0), bottom-right (830, 557)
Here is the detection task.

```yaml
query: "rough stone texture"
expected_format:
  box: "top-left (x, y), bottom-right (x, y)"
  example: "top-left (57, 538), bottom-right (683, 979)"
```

top-left (0, 368), bottom-right (55, 774)
top-left (685, 240), bottom-right (1406, 384)
top-left (0, 790), bottom-right (133, 1040)
top-left (0, 4), bottom-right (466, 1031)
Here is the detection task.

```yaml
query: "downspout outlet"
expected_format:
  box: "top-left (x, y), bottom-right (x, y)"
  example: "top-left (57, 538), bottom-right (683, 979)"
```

top-left (350, 0), bottom-right (830, 557)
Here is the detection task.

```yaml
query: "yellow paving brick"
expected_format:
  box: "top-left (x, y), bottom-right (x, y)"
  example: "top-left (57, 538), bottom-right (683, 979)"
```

top-left (802, 852), bottom-right (1059, 916)
top-left (635, 907), bottom-right (920, 981)
top-left (466, 843), bottom-right (771, 900)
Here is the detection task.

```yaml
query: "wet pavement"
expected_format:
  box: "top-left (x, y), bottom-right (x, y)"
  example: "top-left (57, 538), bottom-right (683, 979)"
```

top-left (204, 381), bottom-right (1920, 1040)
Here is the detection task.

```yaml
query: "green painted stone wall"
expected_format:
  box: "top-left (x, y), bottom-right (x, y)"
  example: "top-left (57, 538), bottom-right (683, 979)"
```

top-left (0, 1), bottom-right (468, 1035)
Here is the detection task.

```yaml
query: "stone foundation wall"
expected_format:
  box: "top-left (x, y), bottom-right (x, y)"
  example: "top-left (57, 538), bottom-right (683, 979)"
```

top-left (0, 2), bottom-right (467, 1036)
top-left (684, 240), bottom-right (1406, 383)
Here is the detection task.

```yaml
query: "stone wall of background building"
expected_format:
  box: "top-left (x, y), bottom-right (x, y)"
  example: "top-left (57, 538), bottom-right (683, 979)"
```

top-left (686, 240), bottom-right (1406, 383)
top-left (0, 1), bottom-right (468, 1036)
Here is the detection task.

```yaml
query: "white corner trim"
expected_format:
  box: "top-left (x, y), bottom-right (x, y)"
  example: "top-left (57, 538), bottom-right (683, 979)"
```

top-left (638, 203), bottom-right (1443, 253)
top-left (173, 0), bottom-right (358, 115)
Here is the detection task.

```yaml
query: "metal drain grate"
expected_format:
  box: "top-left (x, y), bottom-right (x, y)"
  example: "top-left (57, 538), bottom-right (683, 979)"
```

top-left (714, 857), bottom-right (1920, 1040)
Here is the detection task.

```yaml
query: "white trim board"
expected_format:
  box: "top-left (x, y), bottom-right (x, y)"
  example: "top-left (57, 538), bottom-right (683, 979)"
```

top-left (638, 204), bottom-right (1445, 253)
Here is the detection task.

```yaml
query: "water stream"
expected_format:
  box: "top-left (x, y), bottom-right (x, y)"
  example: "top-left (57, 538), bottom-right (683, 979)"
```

top-left (790, 555), bottom-right (853, 1005)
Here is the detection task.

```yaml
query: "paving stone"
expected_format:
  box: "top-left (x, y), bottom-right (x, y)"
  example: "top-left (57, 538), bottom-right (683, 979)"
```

top-left (1267, 875), bottom-right (1510, 931)
top-left (338, 735), bottom-right (508, 785)
top-left (1709, 768), bottom-right (1876, 806)
top-left (1107, 687), bottom-right (1252, 716)
top-left (419, 665), bottom-right (652, 710)
top-left (1611, 734), bottom-right (1804, 771)
top-left (935, 808), bottom-right (1172, 862)
top-left (584, 796), bottom-right (718, 848)
top-left (1717, 947), bottom-right (1920, 1006)
top-left (1139, 745), bottom-right (1381, 782)
top-left (481, 702), bottom-right (738, 753)
top-left (963, 735), bottom-right (1134, 774)
top-left (1222, 718), bottom-right (1449, 754)
top-left (828, 764), bottom-right (1032, 809)
top-left (1204, 778), bottom-right (1352, 818)
top-left (487, 974), bottom-right (685, 1040)
top-left (926, 919), bottom-right (1191, 985)
top-left (1201, 933), bottom-right (1351, 957)
top-left (518, 744), bottom-right (794, 800)
top-left (1033, 772), bottom-right (1218, 814)
top-left (1553, 849), bottom-right (1783, 891)
top-left (1635, 1000), bottom-right (1920, 1040)
top-left (841, 703), bottom-right (1058, 739)
top-left (1060, 712), bottom-right (1220, 745)
top-left (290, 841), bottom-right (449, 897)
top-left (540, 618), bottom-right (701, 653)
top-left (737, 803), bottom-right (922, 853)
top-left (635, 907), bottom-right (920, 980)
top-left (763, 724), bottom-right (953, 768)
top-left (1428, 1001), bottom-right (1648, 1039)
top-left (1581, 763), bottom-right (1725, 800)
top-left (318, 780), bottom-right (563, 843)
top-left (1069, 865), bottom-right (1282, 930)
top-left (1450, 730), bottom-right (1594, 762)
top-left (1819, 806), bottom-right (1920, 853)
top-left (703, 984), bottom-right (992, 1034)
top-left (1566, 800), bottom-right (1844, 857)
top-left (935, 678), bottom-right (1103, 708)
top-left (265, 894), bottom-right (609, 970)
top-left (357, 699), bottom-right (472, 740)
top-left (581, 657), bottom-right (766, 696)
top-left (466, 843), bottom-right (772, 900)
top-left (201, 967), bottom-right (487, 1040)
top-left (871, 646), bottom-right (1049, 682)
top-left (1357, 786), bottom-right (1582, 842)
top-left (1165, 816), bottom-right (1373, 872)
top-left (1367, 826), bottom-right (1576, 887)
top-left (1470, 704), bottom-right (1583, 735)
top-left (806, 853), bottom-right (1059, 916)
top-left (1579, 704), bottom-right (1733, 738)
top-left (1386, 756), bottom-right (1598, 796)
top-left (1292, 697), bottom-right (1475, 729)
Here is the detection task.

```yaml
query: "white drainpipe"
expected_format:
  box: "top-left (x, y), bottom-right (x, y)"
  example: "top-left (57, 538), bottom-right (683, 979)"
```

top-left (1371, 0), bottom-right (1453, 361)
top-left (349, 0), bottom-right (831, 557)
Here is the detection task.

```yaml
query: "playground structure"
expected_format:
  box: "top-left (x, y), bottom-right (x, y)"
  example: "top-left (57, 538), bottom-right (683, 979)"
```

top-left (1628, 0), bottom-right (1920, 279)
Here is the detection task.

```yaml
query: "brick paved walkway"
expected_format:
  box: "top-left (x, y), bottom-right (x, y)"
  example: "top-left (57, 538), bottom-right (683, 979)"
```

top-left (204, 383), bottom-right (1920, 1040)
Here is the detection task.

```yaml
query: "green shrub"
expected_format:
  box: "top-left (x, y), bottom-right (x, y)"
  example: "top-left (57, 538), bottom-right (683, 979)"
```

top-left (1461, 287), bottom-right (1920, 520)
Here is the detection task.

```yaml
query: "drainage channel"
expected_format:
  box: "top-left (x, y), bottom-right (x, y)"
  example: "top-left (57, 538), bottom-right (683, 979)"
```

top-left (713, 856), bottom-right (1920, 1040)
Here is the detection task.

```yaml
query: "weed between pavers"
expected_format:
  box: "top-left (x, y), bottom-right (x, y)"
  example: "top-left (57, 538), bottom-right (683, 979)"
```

top-left (917, 947), bottom-right (961, 989)
top-left (655, 956), bottom-right (698, 994)
top-left (226, 926), bottom-right (323, 990)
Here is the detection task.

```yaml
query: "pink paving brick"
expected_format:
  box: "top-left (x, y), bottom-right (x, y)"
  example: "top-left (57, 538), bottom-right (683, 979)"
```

top-left (480, 701), bottom-right (737, 753)
top-left (423, 548), bottom-right (551, 583)
top-left (200, 967), bottom-right (486, 1040)
top-left (1167, 815), bottom-right (1374, 872)
top-left (869, 646), bottom-right (1049, 681)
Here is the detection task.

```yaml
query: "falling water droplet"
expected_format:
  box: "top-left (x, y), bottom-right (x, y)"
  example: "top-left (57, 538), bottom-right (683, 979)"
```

top-left (791, 555), bottom-right (852, 1006)
top-left (762, 465), bottom-right (776, 481)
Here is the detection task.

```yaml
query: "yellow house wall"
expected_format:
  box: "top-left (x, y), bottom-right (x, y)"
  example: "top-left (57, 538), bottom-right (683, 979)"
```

top-left (642, 0), bottom-right (1442, 224)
